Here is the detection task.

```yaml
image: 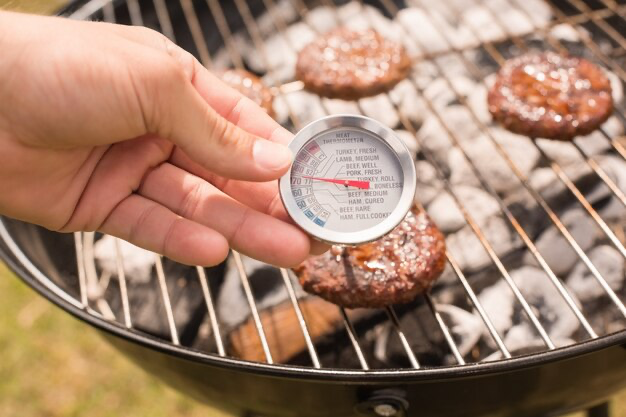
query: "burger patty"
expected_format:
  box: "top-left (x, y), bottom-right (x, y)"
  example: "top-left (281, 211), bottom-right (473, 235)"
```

top-left (294, 209), bottom-right (446, 308)
top-left (218, 69), bottom-right (275, 117)
top-left (296, 27), bottom-right (412, 100)
top-left (488, 51), bottom-right (613, 141)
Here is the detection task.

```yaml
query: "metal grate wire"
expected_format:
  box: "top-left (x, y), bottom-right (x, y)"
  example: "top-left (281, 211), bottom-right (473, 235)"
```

top-left (69, 0), bottom-right (626, 371)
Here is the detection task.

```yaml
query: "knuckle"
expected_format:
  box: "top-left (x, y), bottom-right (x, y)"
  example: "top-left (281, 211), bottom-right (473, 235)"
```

top-left (128, 203), bottom-right (158, 244)
top-left (205, 109), bottom-right (230, 146)
top-left (161, 216), bottom-right (181, 257)
top-left (227, 208), bottom-right (250, 244)
top-left (179, 181), bottom-right (205, 219)
top-left (132, 52), bottom-right (185, 134)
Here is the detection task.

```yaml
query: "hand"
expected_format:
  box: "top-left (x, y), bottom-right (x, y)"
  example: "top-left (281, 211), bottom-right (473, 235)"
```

top-left (0, 11), bottom-right (327, 268)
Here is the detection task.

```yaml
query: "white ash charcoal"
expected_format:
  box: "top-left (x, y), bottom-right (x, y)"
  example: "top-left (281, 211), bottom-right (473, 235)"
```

top-left (607, 71), bottom-right (623, 105)
top-left (423, 76), bottom-right (476, 110)
top-left (343, 4), bottom-right (405, 45)
top-left (394, 130), bottom-right (420, 157)
top-left (529, 167), bottom-right (558, 194)
top-left (414, 160), bottom-right (444, 206)
top-left (466, 76), bottom-right (494, 126)
top-left (436, 304), bottom-right (484, 357)
top-left (284, 22), bottom-right (319, 52)
top-left (502, 324), bottom-right (536, 353)
top-left (419, 106), bottom-right (481, 167)
top-left (446, 215), bottom-right (521, 272)
top-left (211, 34), bottom-right (251, 70)
top-left (323, 98), bottom-right (360, 115)
top-left (405, 1), bottom-right (478, 50)
top-left (396, 8), bottom-right (451, 56)
top-left (217, 255), bottom-right (303, 329)
top-left (245, 22), bottom-right (316, 84)
top-left (503, 324), bottom-right (574, 353)
top-left (256, 0), bottom-right (299, 37)
top-left (211, 47), bottom-right (234, 71)
top-left (595, 155), bottom-right (626, 221)
top-left (597, 155), bottom-right (626, 193)
top-left (414, 0), bottom-right (477, 21)
top-left (449, 128), bottom-right (541, 193)
top-left (359, 94), bottom-right (400, 128)
top-left (527, 162), bottom-right (602, 206)
top-left (427, 185), bottom-right (500, 234)
top-left (273, 90), bottom-right (326, 126)
top-left (484, 0), bottom-right (534, 36)
top-left (305, 6), bottom-right (338, 34)
top-left (510, 0), bottom-right (551, 29)
top-left (94, 235), bottom-right (155, 284)
top-left (524, 209), bottom-right (597, 276)
top-left (500, 9), bottom-right (534, 36)
top-left (412, 62), bottom-right (440, 90)
top-left (535, 138), bottom-right (583, 167)
top-left (433, 263), bottom-right (459, 291)
top-left (575, 116), bottom-right (622, 156)
top-left (389, 79), bottom-right (427, 127)
top-left (510, 266), bottom-right (581, 340)
top-left (428, 191), bottom-right (466, 233)
top-left (477, 279), bottom-right (514, 341)
top-left (484, 337), bottom-right (574, 361)
top-left (336, 1), bottom-right (361, 21)
top-left (461, 6), bottom-right (506, 43)
top-left (434, 54), bottom-right (474, 79)
top-left (549, 23), bottom-right (584, 43)
top-left (567, 245), bottom-right (624, 303)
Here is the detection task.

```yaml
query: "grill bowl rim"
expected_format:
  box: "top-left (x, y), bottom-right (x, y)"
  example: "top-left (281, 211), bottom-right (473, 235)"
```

top-left (2, 216), bottom-right (625, 382)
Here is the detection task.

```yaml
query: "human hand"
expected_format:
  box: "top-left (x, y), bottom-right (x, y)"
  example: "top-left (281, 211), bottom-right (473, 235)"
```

top-left (0, 11), bottom-right (327, 267)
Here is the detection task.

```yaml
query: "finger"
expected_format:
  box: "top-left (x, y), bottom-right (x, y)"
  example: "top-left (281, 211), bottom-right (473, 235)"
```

top-left (110, 24), bottom-right (293, 145)
top-left (121, 37), bottom-right (291, 182)
top-left (138, 162), bottom-right (312, 267)
top-left (170, 150), bottom-right (331, 257)
top-left (61, 135), bottom-right (174, 231)
top-left (192, 69), bottom-right (294, 145)
top-left (100, 194), bottom-right (229, 266)
top-left (169, 149), bottom-right (288, 220)
top-left (310, 239), bottom-right (330, 256)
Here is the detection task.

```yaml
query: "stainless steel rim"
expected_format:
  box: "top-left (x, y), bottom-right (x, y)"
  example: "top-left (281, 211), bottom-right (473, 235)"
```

top-left (279, 114), bottom-right (417, 245)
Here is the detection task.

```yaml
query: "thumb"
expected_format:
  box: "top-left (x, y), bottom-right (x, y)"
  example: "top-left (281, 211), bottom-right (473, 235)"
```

top-left (141, 48), bottom-right (292, 182)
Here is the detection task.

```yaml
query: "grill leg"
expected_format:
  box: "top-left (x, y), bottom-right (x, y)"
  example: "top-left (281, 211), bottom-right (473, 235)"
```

top-left (587, 402), bottom-right (610, 417)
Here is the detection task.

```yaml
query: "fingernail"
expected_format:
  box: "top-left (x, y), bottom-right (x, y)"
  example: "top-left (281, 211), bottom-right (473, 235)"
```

top-left (253, 140), bottom-right (292, 172)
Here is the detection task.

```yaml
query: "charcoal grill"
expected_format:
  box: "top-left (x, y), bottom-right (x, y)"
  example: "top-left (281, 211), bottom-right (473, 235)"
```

top-left (2, 0), bottom-right (626, 415)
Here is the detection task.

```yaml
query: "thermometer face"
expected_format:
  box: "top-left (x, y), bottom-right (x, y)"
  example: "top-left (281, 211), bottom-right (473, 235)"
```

top-left (280, 115), bottom-right (417, 245)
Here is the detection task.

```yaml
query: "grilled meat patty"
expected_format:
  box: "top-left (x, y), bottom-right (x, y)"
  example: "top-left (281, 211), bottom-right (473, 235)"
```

top-left (488, 51), bottom-right (613, 141)
top-left (296, 27), bottom-right (412, 100)
top-left (294, 209), bottom-right (446, 308)
top-left (218, 69), bottom-right (275, 117)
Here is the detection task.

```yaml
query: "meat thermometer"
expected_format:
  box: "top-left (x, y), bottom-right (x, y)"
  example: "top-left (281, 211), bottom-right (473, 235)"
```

top-left (279, 115), bottom-right (417, 245)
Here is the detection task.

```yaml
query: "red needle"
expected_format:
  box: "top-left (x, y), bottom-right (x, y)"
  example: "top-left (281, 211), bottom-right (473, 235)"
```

top-left (303, 176), bottom-right (370, 190)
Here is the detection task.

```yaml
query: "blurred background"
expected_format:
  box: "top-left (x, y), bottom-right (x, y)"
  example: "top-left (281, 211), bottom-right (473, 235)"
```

top-left (0, 0), bottom-right (625, 416)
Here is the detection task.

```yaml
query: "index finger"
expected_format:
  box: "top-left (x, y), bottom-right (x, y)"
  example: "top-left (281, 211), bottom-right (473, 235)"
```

top-left (194, 68), bottom-right (294, 145)
top-left (112, 24), bottom-right (293, 144)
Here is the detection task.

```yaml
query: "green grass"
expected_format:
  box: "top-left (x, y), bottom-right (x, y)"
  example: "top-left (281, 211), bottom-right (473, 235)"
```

top-left (0, 262), bottom-right (234, 417)
top-left (0, 0), bottom-right (66, 14)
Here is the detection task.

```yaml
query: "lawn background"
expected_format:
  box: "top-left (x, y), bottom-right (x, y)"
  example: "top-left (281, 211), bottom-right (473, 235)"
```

top-left (0, 0), bottom-right (625, 415)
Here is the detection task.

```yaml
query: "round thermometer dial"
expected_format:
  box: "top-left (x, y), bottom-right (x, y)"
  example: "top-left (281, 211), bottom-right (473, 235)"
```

top-left (279, 115), bottom-right (417, 245)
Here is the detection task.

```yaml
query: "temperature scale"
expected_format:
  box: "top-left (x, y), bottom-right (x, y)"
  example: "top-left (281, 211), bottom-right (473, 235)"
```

top-left (279, 115), bottom-right (417, 245)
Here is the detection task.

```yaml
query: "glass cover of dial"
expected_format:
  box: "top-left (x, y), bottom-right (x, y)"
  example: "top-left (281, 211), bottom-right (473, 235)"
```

top-left (289, 127), bottom-right (404, 233)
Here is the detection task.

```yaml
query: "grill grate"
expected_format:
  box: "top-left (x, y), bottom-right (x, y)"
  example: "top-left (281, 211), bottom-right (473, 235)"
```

top-left (62, 0), bottom-right (626, 371)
